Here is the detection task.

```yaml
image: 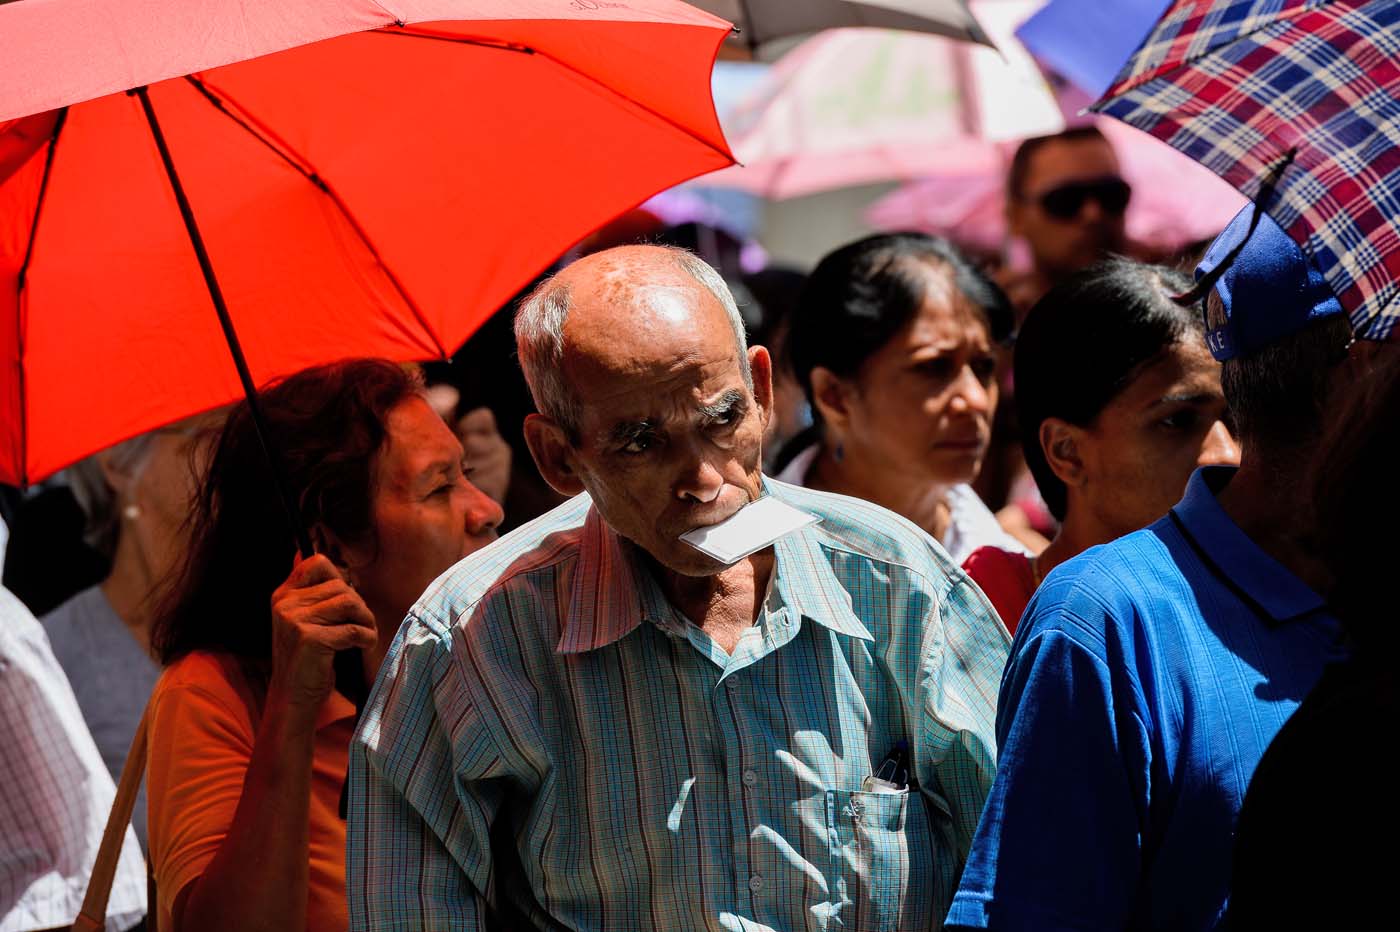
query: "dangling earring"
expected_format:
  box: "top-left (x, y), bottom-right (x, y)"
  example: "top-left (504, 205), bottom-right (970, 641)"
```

top-left (122, 503), bottom-right (142, 520)
top-left (833, 441), bottom-right (845, 463)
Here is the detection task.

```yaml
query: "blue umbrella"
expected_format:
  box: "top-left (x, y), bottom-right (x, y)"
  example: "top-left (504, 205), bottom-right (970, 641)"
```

top-left (1016, 0), bottom-right (1172, 98)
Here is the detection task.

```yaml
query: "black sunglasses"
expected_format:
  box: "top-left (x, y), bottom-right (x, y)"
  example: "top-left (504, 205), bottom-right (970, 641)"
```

top-left (1036, 177), bottom-right (1132, 220)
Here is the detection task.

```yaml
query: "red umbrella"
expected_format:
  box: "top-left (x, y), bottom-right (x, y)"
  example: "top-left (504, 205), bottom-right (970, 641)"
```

top-left (0, 0), bottom-right (735, 489)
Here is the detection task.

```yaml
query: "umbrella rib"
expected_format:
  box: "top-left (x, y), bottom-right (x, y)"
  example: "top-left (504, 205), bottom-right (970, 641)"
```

top-left (183, 76), bottom-right (317, 180)
top-left (374, 27), bottom-right (734, 164)
top-left (14, 107), bottom-right (68, 487)
top-left (16, 110), bottom-right (66, 297)
top-left (181, 75), bottom-right (449, 359)
top-left (372, 26), bottom-right (538, 55)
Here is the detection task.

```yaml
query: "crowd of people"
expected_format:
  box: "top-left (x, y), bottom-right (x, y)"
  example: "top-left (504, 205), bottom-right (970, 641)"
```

top-left (1, 119), bottom-right (1391, 932)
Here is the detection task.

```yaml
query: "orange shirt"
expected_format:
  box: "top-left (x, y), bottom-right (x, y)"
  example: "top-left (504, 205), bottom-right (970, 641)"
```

top-left (145, 651), bottom-right (355, 932)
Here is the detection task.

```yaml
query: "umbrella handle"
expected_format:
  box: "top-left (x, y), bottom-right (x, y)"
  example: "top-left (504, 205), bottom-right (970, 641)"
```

top-left (133, 87), bottom-right (371, 726)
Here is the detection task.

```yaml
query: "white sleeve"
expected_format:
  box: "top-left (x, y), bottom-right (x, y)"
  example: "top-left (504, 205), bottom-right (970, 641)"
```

top-left (0, 587), bottom-right (147, 932)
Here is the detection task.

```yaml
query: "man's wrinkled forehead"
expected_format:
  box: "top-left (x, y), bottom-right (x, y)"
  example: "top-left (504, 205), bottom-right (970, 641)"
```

top-left (572, 309), bottom-right (739, 421)
top-left (562, 262), bottom-right (732, 366)
top-left (587, 278), bottom-right (698, 330)
top-left (565, 255), bottom-right (698, 313)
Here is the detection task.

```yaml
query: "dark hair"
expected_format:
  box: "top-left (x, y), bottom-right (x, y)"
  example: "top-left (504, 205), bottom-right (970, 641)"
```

top-left (151, 359), bottom-right (422, 666)
top-left (1016, 258), bottom-right (1200, 521)
top-left (1311, 351), bottom-right (1400, 651)
top-left (742, 265), bottom-right (807, 370)
top-left (1214, 292), bottom-right (1353, 454)
top-left (1007, 125), bottom-right (1111, 201)
top-left (786, 232), bottom-right (1012, 420)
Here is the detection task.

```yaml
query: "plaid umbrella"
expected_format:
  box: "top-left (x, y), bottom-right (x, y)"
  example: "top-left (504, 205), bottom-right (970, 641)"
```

top-left (1092, 0), bottom-right (1400, 340)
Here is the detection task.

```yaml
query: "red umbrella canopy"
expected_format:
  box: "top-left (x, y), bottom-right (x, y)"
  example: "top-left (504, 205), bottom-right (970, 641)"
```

top-left (0, 0), bottom-right (735, 485)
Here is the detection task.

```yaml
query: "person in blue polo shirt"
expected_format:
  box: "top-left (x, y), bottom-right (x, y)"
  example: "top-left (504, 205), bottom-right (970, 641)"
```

top-left (945, 207), bottom-right (1356, 932)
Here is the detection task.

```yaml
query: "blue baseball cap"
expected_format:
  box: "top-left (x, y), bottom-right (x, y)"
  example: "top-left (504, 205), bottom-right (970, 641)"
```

top-left (1194, 206), bottom-right (1344, 361)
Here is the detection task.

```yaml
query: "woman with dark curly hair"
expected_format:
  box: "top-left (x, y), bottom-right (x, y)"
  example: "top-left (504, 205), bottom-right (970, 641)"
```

top-left (145, 359), bottom-right (502, 932)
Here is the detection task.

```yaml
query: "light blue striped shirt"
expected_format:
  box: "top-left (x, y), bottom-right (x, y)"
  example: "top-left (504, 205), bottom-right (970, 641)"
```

top-left (348, 479), bottom-right (1009, 931)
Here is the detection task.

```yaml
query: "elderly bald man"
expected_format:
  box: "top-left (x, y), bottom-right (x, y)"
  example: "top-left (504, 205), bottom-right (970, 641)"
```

top-left (348, 245), bottom-right (1009, 931)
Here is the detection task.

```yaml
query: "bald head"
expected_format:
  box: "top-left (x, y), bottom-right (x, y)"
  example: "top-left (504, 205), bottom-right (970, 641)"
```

top-left (516, 245), bottom-right (750, 440)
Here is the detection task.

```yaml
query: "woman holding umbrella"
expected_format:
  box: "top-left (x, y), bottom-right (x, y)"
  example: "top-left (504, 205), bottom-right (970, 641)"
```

top-left (144, 359), bottom-right (503, 932)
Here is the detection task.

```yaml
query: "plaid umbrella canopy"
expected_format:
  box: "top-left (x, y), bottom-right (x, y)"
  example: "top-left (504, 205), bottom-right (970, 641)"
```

top-left (1093, 0), bottom-right (1400, 339)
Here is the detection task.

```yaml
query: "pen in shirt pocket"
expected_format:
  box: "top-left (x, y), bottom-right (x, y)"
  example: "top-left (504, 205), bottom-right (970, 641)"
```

top-left (862, 739), bottom-right (909, 793)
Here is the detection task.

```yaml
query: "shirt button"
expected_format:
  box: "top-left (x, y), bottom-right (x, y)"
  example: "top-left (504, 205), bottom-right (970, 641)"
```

top-left (749, 874), bottom-right (764, 893)
top-left (726, 677), bottom-right (739, 691)
top-left (742, 769), bottom-right (758, 787)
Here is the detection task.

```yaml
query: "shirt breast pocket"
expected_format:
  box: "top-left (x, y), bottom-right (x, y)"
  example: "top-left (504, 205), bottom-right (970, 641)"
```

top-left (827, 788), bottom-right (937, 931)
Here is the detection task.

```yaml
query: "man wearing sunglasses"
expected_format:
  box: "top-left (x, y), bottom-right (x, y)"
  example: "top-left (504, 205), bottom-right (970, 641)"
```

top-left (1003, 126), bottom-right (1131, 315)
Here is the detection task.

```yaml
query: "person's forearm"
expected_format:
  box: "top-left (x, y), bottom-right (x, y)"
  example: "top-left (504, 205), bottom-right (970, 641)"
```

top-left (170, 690), bottom-right (318, 932)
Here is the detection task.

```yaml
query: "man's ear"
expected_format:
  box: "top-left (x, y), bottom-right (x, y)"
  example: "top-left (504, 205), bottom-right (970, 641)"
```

top-left (1039, 418), bottom-right (1089, 489)
top-left (523, 413), bottom-right (586, 497)
top-left (748, 344), bottom-right (774, 430)
top-left (808, 366), bottom-right (854, 433)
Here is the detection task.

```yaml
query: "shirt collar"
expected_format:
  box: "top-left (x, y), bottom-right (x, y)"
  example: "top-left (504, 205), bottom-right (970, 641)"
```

top-left (556, 504), bottom-right (666, 653)
top-left (556, 480), bottom-right (873, 653)
top-left (765, 481), bottom-right (873, 643)
top-left (1170, 465), bottom-right (1326, 625)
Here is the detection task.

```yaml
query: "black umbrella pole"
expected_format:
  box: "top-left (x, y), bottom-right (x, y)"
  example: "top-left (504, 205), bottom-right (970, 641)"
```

top-left (135, 87), bottom-right (370, 721)
top-left (133, 86), bottom-right (313, 558)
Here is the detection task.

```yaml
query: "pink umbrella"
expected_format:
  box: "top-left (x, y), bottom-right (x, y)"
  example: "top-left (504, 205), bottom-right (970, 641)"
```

top-left (703, 2), bottom-right (1064, 199)
top-left (865, 118), bottom-right (1245, 253)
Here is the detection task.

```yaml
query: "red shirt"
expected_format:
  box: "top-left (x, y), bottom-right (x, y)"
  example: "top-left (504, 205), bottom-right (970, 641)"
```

top-left (962, 546), bottom-right (1036, 635)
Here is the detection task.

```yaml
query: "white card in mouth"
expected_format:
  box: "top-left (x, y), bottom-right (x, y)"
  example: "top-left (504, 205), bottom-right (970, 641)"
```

top-left (679, 496), bottom-right (819, 565)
